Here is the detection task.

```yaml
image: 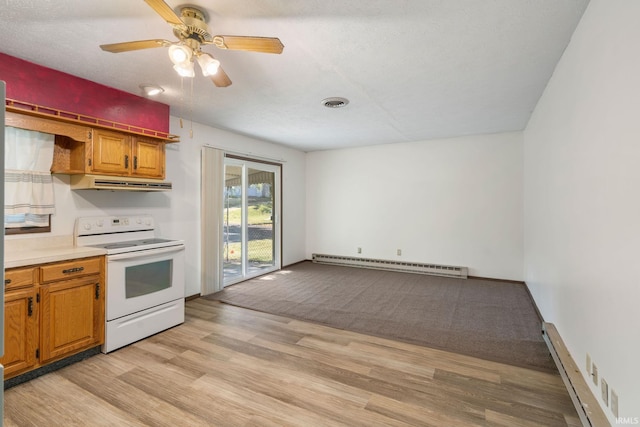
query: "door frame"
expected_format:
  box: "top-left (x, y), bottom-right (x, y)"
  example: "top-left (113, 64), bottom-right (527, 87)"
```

top-left (223, 155), bottom-right (282, 287)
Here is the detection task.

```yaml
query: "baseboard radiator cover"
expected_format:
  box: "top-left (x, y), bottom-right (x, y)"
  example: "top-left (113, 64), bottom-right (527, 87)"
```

top-left (312, 254), bottom-right (468, 279)
top-left (542, 323), bottom-right (611, 427)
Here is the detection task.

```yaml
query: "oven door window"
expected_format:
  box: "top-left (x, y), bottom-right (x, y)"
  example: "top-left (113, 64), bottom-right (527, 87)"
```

top-left (125, 259), bottom-right (172, 299)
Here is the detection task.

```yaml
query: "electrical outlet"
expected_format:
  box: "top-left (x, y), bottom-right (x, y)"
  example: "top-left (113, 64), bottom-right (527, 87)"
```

top-left (397, 249), bottom-right (402, 256)
top-left (611, 389), bottom-right (619, 418)
top-left (601, 378), bottom-right (608, 406)
top-left (592, 363), bottom-right (598, 385)
top-left (357, 247), bottom-right (362, 254)
top-left (586, 353), bottom-right (591, 375)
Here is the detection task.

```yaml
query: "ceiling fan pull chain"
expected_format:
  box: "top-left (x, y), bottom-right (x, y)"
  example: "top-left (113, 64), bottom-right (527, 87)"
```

top-left (179, 76), bottom-right (185, 129)
top-left (189, 77), bottom-right (194, 138)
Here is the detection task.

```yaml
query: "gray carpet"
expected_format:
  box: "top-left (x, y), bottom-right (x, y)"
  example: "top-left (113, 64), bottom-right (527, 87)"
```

top-left (205, 261), bottom-right (555, 372)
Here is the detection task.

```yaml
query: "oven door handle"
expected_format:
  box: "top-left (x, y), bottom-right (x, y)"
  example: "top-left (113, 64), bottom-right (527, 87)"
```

top-left (107, 245), bottom-right (185, 261)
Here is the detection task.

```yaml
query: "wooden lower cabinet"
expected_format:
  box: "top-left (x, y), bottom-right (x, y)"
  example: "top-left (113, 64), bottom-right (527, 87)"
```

top-left (40, 276), bottom-right (104, 363)
top-left (2, 287), bottom-right (38, 378)
top-left (1, 256), bottom-right (105, 380)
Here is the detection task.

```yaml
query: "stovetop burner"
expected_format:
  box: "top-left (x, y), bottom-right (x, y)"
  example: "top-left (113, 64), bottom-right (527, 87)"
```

top-left (140, 238), bottom-right (173, 245)
top-left (103, 243), bottom-right (138, 249)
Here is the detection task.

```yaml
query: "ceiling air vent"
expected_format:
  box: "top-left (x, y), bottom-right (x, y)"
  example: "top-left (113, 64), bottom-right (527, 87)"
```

top-left (321, 97), bottom-right (349, 108)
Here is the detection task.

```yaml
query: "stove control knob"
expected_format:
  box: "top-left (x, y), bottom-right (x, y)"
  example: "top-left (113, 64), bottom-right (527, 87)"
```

top-left (96, 220), bottom-right (104, 227)
top-left (145, 218), bottom-right (152, 226)
top-left (136, 218), bottom-right (142, 224)
top-left (83, 223), bottom-right (91, 231)
top-left (124, 218), bottom-right (129, 225)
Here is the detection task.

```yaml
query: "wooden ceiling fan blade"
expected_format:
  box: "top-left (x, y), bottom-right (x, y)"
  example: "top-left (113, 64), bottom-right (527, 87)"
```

top-left (144, 0), bottom-right (187, 30)
top-left (210, 66), bottom-right (232, 87)
top-left (100, 39), bottom-right (172, 53)
top-left (212, 36), bottom-right (284, 54)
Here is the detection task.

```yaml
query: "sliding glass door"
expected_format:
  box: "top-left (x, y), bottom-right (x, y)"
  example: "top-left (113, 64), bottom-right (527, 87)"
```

top-left (223, 157), bottom-right (281, 286)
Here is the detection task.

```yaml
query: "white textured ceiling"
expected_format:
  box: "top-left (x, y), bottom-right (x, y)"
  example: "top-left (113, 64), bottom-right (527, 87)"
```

top-left (0, 0), bottom-right (589, 152)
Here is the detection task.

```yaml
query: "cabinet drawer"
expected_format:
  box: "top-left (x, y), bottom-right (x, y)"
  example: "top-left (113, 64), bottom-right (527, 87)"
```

top-left (4, 267), bottom-right (37, 290)
top-left (40, 257), bottom-right (101, 283)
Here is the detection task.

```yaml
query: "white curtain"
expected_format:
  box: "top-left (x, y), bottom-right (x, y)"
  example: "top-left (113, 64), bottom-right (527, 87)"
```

top-left (4, 126), bottom-right (55, 228)
top-left (201, 146), bottom-right (224, 294)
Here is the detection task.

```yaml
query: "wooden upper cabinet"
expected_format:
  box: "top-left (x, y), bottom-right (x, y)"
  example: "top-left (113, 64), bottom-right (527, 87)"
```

top-left (90, 129), bottom-right (131, 175)
top-left (89, 129), bottom-right (165, 179)
top-left (7, 110), bottom-right (174, 179)
top-left (133, 137), bottom-right (165, 178)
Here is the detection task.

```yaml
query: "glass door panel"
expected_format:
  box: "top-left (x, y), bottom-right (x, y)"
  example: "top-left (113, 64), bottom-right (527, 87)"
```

top-left (247, 167), bottom-right (275, 276)
top-left (223, 159), bottom-right (280, 286)
top-left (223, 164), bottom-right (243, 282)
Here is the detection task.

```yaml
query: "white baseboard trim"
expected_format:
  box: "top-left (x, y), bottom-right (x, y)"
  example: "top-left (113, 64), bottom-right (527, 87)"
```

top-left (542, 323), bottom-right (610, 427)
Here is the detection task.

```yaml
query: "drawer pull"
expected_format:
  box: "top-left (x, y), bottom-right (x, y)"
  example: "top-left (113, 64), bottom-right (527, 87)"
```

top-left (4, 279), bottom-right (11, 285)
top-left (62, 267), bottom-right (85, 274)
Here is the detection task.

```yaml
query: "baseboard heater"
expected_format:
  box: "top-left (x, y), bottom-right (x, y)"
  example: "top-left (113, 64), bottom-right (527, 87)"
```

top-left (542, 323), bottom-right (611, 427)
top-left (312, 254), bottom-right (468, 278)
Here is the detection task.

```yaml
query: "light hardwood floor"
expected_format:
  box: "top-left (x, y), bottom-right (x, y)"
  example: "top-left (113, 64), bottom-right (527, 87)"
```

top-left (4, 299), bottom-right (580, 426)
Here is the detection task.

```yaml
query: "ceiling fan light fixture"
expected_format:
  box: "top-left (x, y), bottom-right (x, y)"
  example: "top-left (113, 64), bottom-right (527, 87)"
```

top-left (168, 44), bottom-right (192, 65)
top-left (173, 61), bottom-right (195, 78)
top-left (98, 0), bottom-right (284, 88)
top-left (197, 53), bottom-right (220, 76)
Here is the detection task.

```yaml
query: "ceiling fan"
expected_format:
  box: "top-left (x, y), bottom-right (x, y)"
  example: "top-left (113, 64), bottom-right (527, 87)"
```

top-left (100, 0), bottom-right (284, 87)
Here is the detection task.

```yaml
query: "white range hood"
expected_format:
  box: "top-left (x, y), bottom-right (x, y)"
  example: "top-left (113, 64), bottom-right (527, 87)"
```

top-left (70, 174), bottom-right (172, 191)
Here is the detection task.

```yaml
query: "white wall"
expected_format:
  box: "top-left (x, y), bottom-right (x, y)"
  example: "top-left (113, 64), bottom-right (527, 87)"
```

top-left (6, 117), bottom-right (307, 297)
top-left (306, 132), bottom-right (523, 280)
top-left (524, 0), bottom-right (640, 421)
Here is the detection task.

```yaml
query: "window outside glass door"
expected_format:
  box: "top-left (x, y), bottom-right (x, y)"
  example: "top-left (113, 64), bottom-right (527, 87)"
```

top-left (223, 158), bottom-right (280, 285)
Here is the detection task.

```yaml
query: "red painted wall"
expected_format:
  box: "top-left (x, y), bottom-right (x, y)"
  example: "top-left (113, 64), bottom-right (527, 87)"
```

top-left (0, 52), bottom-right (169, 133)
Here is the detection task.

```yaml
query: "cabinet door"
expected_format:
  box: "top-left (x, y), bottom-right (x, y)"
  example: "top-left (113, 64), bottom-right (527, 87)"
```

top-left (133, 137), bottom-right (165, 178)
top-left (1, 288), bottom-right (38, 378)
top-left (40, 276), bottom-right (104, 363)
top-left (90, 129), bottom-right (131, 175)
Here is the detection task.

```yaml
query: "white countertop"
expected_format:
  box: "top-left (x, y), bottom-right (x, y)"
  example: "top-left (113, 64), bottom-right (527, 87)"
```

top-left (4, 235), bottom-right (106, 269)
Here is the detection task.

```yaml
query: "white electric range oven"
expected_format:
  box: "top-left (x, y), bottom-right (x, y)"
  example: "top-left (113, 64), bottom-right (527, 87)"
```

top-left (75, 214), bottom-right (185, 353)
